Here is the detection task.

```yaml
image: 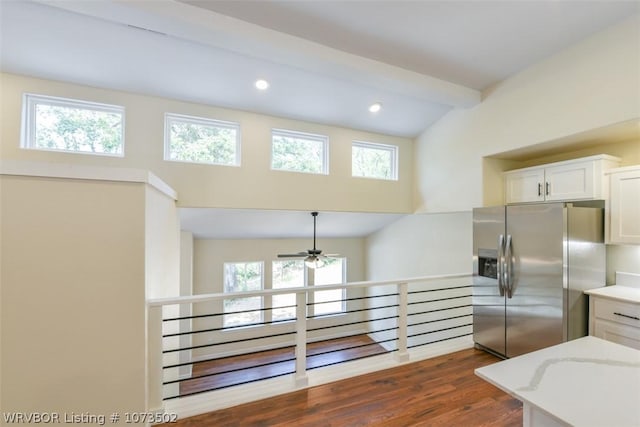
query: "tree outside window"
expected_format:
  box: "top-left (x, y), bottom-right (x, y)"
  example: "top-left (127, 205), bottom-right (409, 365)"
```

top-left (271, 129), bottom-right (328, 174)
top-left (22, 94), bottom-right (124, 156)
top-left (223, 262), bottom-right (263, 327)
top-left (352, 141), bottom-right (398, 180)
top-left (272, 260), bottom-right (305, 321)
top-left (165, 113), bottom-right (239, 166)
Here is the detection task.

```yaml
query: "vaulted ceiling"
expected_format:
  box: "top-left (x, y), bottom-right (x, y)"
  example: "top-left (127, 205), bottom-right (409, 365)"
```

top-left (1, 0), bottom-right (638, 238)
top-left (1, 1), bottom-right (637, 138)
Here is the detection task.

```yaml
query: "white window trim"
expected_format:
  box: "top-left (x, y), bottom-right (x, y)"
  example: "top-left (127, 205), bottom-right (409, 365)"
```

top-left (271, 259), bottom-right (308, 323)
top-left (352, 140), bottom-right (398, 181)
top-left (21, 93), bottom-right (125, 157)
top-left (311, 257), bottom-right (348, 317)
top-left (164, 112), bottom-right (241, 166)
top-left (271, 128), bottom-right (329, 175)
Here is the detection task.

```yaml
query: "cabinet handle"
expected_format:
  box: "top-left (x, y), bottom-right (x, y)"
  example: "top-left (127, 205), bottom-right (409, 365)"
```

top-left (614, 312), bottom-right (640, 321)
top-left (545, 182), bottom-right (550, 196)
top-left (538, 183), bottom-right (542, 197)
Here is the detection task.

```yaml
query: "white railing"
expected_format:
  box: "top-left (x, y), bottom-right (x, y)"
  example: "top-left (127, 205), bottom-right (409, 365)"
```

top-left (147, 273), bottom-right (473, 417)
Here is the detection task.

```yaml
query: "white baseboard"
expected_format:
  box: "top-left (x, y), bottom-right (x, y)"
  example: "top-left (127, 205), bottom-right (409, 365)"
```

top-left (164, 335), bottom-right (474, 420)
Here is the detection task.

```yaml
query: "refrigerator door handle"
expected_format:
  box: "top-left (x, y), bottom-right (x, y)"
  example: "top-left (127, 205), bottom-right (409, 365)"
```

top-left (497, 235), bottom-right (505, 297)
top-left (505, 234), bottom-right (513, 298)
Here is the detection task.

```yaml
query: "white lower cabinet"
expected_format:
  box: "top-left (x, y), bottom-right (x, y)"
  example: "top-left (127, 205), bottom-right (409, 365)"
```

top-left (593, 319), bottom-right (640, 349)
top-left (588, 294), bottom-right (640, 350)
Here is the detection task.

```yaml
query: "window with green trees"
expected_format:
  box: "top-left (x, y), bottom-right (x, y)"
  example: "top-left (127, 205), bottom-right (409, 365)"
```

top-left (352, 141), bottom-right (398, 180)
top-left (272, 260), bottom-right (305, 321)
top-left (165, 113), bottom-right (240, 166)
top-left (22, 94), bottom-right (124, 156)
top-left (223, 262), bottom-right (263, 327)
top-left (271, 129), bottom-right (328, 174)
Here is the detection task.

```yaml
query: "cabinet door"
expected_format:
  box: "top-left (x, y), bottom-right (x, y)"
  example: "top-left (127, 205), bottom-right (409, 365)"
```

top-left (610, 169), bottom-right (640, 244)
top-left (593, 319), bottom-right (640, 350)
top-left (504, 168), bottom-right (545, 204)
top-left (544, 160), bottom-right (595, 201)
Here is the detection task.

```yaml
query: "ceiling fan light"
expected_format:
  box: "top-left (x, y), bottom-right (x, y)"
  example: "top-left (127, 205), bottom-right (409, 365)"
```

top-left (305, 255), bottom-right (323, 269)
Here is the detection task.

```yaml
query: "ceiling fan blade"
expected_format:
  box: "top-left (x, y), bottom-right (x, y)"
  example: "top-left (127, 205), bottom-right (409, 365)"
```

top-left (322, 253), bottom-right (341, 257)
top-left (277, 252), bottom-right (309, 258)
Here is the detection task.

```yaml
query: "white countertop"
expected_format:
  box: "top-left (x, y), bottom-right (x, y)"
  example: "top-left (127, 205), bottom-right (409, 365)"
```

top-left (585, 272), bottom-right (640, 304)
top-left (585, 285), bottom-right (640, 304)
top-left (475, 336), bottom-right (640, 427)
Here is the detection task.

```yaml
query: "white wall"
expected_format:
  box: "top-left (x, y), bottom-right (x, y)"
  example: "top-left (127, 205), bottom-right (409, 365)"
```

top-left (366, 212), bottom-right (472, 281)
top-left (145, 187), bottom-right (181, 300)
top-left (364, 212), bottom-right (472, 352)
top-left (415, 15), bottom-right (640, 213)
top-left (0, 72), bottom-right (414, 214)
top-left (606, 245), bottom-right (640, 284)
top-left (144, 185), bottom-right (181, 412)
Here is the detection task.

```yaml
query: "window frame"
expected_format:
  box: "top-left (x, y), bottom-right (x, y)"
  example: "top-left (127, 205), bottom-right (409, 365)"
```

top-left (271, 259), bottom-right (307, 322)
top-left (222, 261), bottom-right (265, 328)
top-left (311, 257), bottom-right (347, 317)
top-left (270, 128), bottom-right (329, 175)
top-left (21, 93), bottom-right (125, 157)
top-left (164, 112), bottom-right (241, 166)
top-left (351, 140), bottom-right (399, 181)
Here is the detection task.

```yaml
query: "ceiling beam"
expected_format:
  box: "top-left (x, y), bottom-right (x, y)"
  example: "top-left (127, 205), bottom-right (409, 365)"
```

top-left (37, 0), bottom-right (481, 109)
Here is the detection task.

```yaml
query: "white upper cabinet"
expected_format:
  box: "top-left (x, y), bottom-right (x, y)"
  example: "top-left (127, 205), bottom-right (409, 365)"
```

top-left (504, 155), bottom-right (620, 204)
top-left (504, 167), bottom-right (546, 203)
top-left (607, 165), bottom-right (640, 244)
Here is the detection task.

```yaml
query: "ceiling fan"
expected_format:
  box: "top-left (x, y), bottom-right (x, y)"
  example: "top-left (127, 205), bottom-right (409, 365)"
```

top-left (277, 211), bottom-right (339, 268)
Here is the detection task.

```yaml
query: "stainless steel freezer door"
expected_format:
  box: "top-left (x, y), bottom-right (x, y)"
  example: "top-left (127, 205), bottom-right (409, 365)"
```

top-left (472, 206), bottom-right (506, 357)
top-left (505, 203), bottom-right (564, 358)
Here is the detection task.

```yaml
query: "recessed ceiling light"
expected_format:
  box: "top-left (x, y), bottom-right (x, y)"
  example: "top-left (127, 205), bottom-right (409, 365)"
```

top-left (369, 102), bottom-right (382, 113)
top-left (255, 79), bottom-right (269, 90)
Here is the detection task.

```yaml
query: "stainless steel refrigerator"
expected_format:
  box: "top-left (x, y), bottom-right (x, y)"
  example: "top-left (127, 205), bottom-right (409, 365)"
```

top-left (472, 202), bottom-right (605, 358)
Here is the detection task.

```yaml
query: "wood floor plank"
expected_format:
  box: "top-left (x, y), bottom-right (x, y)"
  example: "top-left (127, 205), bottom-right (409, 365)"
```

top-left (161, 348), bottom-right (522, 426)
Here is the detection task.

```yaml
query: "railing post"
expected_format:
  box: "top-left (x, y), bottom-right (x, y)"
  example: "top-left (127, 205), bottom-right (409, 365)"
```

top-left (147, 305), bottom-right (165, 411)
top-left (396, 282), bottom-right (410, 363)
top-left (295, 290), bottom-right (309, 387)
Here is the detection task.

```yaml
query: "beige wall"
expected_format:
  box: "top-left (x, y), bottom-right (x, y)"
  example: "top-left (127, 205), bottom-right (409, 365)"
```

top-left (0, 176), bottom-right (148, 417)
top-left (193, 237), bottom-right (366, 295)
top-left (144, 186), bottom-right (181, 411)
top-left (0, 72), bottom-right (414, 214)
top-left (415, 15), bottom-right (640, 213)
top-left (0, 169), bottom-right (179, 420)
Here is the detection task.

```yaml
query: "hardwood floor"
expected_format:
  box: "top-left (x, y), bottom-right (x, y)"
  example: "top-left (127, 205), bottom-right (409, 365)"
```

top-left (180, 335), bottom-right (388, 396)
top-left (164, 348), bottom-right (522, 426)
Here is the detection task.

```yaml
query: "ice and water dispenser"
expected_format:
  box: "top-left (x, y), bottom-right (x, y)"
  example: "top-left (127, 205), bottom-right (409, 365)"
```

top-left (478, 248), bottom-right (498, 279)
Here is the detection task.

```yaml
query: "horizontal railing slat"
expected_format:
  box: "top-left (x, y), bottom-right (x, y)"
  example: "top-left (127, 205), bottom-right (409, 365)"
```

top-left (153, 273), bottom-right (474, 402)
